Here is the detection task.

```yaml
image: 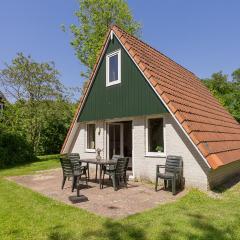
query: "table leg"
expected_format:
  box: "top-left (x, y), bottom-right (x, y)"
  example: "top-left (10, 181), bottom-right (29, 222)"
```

top-left (95, 164), bottom-right (98, 182)
top-left (99, 164), bottom-right (102, 189)
top-left (87, 163), bottom-right (90, 180)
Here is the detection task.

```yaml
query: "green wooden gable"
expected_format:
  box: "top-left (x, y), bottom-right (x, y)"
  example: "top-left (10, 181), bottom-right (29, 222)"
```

top-left (78, 35), bottom-right (168, 122)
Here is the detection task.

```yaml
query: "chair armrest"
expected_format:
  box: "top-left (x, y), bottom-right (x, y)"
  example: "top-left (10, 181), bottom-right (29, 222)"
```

top-left (156, 164), bottom-right (166, 174)
top-left (156, 164), bottom-right (166, 168)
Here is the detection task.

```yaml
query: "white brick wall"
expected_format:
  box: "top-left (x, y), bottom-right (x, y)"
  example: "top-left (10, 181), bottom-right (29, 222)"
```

top-left (70, 121), bottom-right (105, 160)
top-left (132, 114), bottom-right (210, 189)
top-left (70, 114), bottom-right (240, 190)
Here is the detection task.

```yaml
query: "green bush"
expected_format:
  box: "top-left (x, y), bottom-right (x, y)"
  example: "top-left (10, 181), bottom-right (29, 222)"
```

top-left (0, 127), bottom-right (36, 168)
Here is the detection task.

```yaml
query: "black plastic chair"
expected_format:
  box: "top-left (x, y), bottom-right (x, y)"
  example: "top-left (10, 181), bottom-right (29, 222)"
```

top-left (60, 154), bottom-right (87, 196)
top-left (102, 157), bottom-right (128, 191)
top-left (123, 157), bottom-right (129, 185)
top-left (155, 155), bottom-right (184, 195)
top-left (68, 153), bottom-right (88, 182)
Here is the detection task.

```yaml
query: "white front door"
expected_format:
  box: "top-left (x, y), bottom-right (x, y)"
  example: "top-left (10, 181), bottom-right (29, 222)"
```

top-left (108, 123), bottom-right (124, 159)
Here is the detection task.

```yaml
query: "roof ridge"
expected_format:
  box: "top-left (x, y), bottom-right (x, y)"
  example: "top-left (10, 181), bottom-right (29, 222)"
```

top-left (112, 25), bottom-right (197, 78)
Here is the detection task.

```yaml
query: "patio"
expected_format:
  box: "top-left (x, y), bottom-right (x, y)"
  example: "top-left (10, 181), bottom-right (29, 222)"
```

top-left (8, 168), bottom-right (186, 219)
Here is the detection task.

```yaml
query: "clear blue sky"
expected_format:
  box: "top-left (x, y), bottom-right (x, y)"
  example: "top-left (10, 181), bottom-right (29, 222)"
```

top-left (0, 0), bottom-right (239, 98)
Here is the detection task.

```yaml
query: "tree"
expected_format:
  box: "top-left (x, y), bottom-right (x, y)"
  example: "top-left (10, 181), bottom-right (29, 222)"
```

top-left (0, 53), bottom-right (69, 154)
top-left (0, 53), bottom-right (62, 102)
top-left (70, 0), bottom-right (141, 78)
top-left (202, 70), bottom-right (240, 122)
top-left (232, 68), bottom-right (240, 83)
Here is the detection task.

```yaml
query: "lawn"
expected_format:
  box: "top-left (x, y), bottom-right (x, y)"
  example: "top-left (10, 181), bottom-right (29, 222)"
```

top-left (0, 156), bottom-right (240, 240)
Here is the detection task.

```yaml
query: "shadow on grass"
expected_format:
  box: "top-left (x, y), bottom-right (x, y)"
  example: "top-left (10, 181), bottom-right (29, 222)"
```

top-left (48, 225), bottom-right (78, 240)
top-left (157, 212), bottom-right (239, 240)
top-left (83, 220), bottom-right (146, 240)
top-left (47, 221), bottom-right (146, 240)
top-left (0, 154), bottom-right (60, 171)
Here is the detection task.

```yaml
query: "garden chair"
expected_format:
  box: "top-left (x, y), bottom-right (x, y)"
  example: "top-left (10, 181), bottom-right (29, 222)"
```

top-left (67, 153), bottom-right (89, 181)
top-left (101, 157), bottom-right (128, 191)
top-left (155, 155), bottom-right (184, 195)
top-left (123, 157), bottom-right (129, 185)
top-left (60, 154), bottom-right (87, 196)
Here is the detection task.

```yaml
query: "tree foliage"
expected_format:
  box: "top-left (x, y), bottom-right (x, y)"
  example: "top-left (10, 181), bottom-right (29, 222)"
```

top-left (0, 123), bottom-right (36, 168)
top-left (0, 53), bottom-right (75, 157)
top-left (70, 0), bottom-right (141, 77)
top-left (203, 69), bottom-right (240, 122)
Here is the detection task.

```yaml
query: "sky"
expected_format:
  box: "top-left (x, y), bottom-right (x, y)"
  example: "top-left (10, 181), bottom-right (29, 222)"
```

top-left (0, 0), bottom-right (239, 99)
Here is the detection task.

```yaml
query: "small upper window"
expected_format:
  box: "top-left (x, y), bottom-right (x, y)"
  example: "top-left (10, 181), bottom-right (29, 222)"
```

top-left (148, 118), bottom-right (164, 153)
top-left (106, 49), bottom-right (121, 86)
top-left (87, 124), bottom-right (95, 150)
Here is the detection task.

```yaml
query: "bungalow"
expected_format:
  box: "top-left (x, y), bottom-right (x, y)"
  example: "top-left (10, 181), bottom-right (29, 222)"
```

top-left (61, 25), bottom-right (240, 190)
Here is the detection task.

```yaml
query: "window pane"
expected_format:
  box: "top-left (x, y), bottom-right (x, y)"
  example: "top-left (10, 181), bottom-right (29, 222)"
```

top-left (87, 124), bottom-right (95, 149)
top-left (109, 54), bottom-right (118, 82)
top-left (148, 118), bottom-right (164, 152)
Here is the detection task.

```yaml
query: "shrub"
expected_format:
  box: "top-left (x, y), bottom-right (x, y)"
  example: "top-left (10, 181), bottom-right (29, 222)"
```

top-left (0, 127), bottom-right (36, 168)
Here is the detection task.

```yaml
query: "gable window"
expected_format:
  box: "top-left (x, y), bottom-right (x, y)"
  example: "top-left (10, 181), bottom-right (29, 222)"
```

top-left (86, 124), bottom-right (96, 151)
top-left (146, 118), bottom-right (165, 156)
top-left (106, 49), bottom-right (121, 86)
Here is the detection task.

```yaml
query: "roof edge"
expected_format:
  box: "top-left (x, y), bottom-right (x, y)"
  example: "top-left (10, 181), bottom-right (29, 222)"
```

top-left (60, 28), bottom-right (112, 153)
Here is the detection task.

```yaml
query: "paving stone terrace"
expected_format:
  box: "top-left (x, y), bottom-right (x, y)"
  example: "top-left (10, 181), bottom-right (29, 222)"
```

top-left (8, 168), bottom-right (186, 219)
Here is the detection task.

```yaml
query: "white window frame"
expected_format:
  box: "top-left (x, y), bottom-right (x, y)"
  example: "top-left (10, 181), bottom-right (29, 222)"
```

top-left (106, 49), bottom-right (121, 87)
top-left (145, 116), bottom-right (166, 157)
top-left (106, 122), bottom-right (124, 159)
top-left (85, 123), bottom-right (96, 153)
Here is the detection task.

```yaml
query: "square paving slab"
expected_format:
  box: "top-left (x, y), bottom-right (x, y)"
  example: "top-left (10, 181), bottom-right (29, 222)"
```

top-left (8, 169), bottom-right (186, 219)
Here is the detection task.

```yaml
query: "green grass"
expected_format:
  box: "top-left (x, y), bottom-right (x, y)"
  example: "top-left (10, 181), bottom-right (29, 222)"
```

top-left (0, 156), bottom-right (240, 239)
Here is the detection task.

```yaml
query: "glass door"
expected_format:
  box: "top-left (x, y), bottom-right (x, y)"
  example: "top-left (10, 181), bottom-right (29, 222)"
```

top-left (108, 123), bottom-right (123, 159)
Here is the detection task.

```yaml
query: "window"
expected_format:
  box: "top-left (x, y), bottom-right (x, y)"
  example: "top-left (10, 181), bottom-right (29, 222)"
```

top-left (106, 49), bottom-right (121, 86)
top-left (87, 124), bottom-right (95, 150)
top-left (147, 118), bottom-right (164, 155)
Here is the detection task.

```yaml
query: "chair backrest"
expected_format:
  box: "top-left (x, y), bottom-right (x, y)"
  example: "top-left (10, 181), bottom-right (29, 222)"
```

top-left (60, 154), bottom-right (73, 177)
top-left (68, 153), bottom-right (80, 163)
top-left (111, 155), bottom-right (119, 160)
top-left (165, 155), bottom-right (183, 175)
top-left (115, 158), bottom-right (127, 176)
top-left (67, 153), bottom-right (82, 175)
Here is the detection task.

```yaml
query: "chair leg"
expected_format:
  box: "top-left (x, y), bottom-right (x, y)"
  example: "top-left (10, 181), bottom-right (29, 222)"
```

top-left (172, 178), bottom-right (176, 195)
top-left (62, 176), bottom-right (67, 189)
top-left (72, 177), bottom-right (76, 192)
top-left (155, 176), bottom-right (158, 191)
top-left (76, 176), bottom-right (80, 197)
top-left (112, 175), bottom-right (117, 191)
top-left (164, 180), bottom-right (167, 190)
top-left (102, 173), bottom-right (105, 189)
top-left (124, 174), bottom-right (127, 187)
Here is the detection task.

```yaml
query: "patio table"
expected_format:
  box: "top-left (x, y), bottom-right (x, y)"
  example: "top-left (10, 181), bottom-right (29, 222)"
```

top-left (79, 159), bottom-right (117, 189)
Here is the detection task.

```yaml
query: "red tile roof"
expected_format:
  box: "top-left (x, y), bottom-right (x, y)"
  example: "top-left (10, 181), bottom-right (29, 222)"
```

top-left (62, 25), bottom-right (240, 169)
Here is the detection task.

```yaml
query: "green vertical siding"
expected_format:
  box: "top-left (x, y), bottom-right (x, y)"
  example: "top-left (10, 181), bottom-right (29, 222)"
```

top-left (78, 35), bottom-right (168, 122)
